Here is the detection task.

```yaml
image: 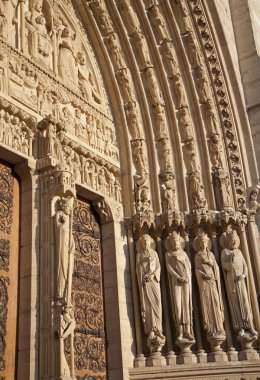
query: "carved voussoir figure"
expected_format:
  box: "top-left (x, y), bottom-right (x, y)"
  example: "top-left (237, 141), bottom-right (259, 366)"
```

top-left (194, 231), bottom-right (226, 357)
top-left (54, 196), bottom-right (75, 306)
top-left (221, 227), bottom-right (258, 350)
top-left (136, 234), bottom-right (165, 353)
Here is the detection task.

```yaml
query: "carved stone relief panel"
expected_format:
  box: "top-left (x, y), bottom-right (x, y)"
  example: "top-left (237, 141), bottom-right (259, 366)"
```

top-left (37, 117), bottom-right (121, 201)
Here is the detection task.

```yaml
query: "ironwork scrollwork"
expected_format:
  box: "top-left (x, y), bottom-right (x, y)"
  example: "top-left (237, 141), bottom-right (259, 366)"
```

top-left (0, 276), bottom-right (9, 372)
top-left (0, 240), bottom-right (10, 272)
top-left (0, 165), bottom-right (14, 234)
top-left (70, 199), bottom-right (107, 379)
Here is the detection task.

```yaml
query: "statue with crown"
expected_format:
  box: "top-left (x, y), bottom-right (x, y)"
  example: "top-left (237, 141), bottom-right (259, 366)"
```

top-left (220, 226), bottom-right (258, 354)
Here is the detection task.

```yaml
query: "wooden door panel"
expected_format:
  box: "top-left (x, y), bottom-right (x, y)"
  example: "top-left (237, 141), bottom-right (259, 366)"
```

top-left (0, 162), bottom-right (19, 380)
top-left (71, 198), bottom-right (107, 380)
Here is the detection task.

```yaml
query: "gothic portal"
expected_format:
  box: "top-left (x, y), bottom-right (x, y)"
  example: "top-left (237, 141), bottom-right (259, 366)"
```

top-left (0, 0), bottom-right (259, 379)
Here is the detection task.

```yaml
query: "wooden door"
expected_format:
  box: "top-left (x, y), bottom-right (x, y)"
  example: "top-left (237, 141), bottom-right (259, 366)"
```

top-left (70, 198), bottom-right (107, 380)
top-left (0, 161), bottom-right (20, 380)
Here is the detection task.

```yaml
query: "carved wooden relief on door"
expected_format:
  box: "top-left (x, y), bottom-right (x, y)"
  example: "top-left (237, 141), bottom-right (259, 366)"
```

top-left (0, 161), bottom-right (19, 380)
top-left (70, 198), bottom-right (107, 380)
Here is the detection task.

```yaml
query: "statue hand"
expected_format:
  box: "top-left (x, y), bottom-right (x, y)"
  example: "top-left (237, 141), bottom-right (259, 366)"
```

top-left (237, 274), bottom-right (245, 281)
top-left (178, 276), bottom-right (186, 283)
top-left (202, 273), bottom-right (212, 280)
top-left (141, 310), bottom-right (146, 322)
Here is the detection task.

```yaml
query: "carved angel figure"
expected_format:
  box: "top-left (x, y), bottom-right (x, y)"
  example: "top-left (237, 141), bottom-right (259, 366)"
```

top-left (165, 232), bottom-right (194, 342)
top-left (221, 228), bottom-right (257, 339)
top-left (194, 231), bottom-right (225, 338)
top-left (54, 197), bottom-right (75, 305)
top-left (136, 234), bottom-right (165, 352)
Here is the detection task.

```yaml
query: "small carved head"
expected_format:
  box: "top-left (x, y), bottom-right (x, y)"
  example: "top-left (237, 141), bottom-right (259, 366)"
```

top-left (137, 234), bottom-right (155, 252)
top-left (193, 229), bottom-right (212, 252)
top-left (166, 231), bottom-right (184, 251)
top-left (60, 197), bottom-right (74, 216)
top-left (226, 227), bottom-right (240, 250)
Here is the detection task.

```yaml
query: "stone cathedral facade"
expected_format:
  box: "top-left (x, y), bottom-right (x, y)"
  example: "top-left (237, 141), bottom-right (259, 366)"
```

top-left (0, 0), bottom-right (259, 379)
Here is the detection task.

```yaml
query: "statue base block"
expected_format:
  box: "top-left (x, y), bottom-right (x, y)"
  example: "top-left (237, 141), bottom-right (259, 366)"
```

top-left (238, 349), bottom-right (259, 361)
top-left (227, 348), bottom-right (238, 361)
top-left (146, 352), bottom-right (166, 367)
top-left (176, 338), bottom-right (196, 364)
top-left (165, 351), bottom-right (176, 365)
top-left (196, 350), bottom-right (207, 363)
top-left (134, 354), bottom-right (146, 368)
top-left (177, 353), bottom-right (196, 364)
top-left (208, 350), bottom-right (228, 362)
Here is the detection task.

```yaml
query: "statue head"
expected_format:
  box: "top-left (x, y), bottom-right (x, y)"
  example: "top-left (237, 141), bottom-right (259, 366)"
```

top-left (33, 0), bottom-right (43, 12)
top-left (60, 197), bottom-right (74, 216)
top-left (193, 230), bottom-right (212, 252)
top-left (220, 225), bottom-right (240, 250)
top-left (166, 231), bottom-right (184, 251)
top-left (61, 27), bottom-right (71, 38)
top-left (197, 231), bottom-right (210, 251)
top-left (77, 51), bottom-right (86, 65)
top-left (137, 234), bottom-right (155, 252)
top-left (226, 228), bottom-right (240, 250)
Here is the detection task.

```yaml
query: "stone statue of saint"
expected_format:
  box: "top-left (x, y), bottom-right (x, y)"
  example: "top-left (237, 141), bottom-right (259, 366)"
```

top-left (25, 0), bottom-right (52, 64)
top-left (194, 231), bottom-right (226, 350)
top-left (54, 196), bottom-right (75, 306)
top-left (57, 26), bottom-right (78, 92)
top-left (136, 234), bottom-right (165, 352)
top-left (77, 51), bottom-right (101, 103)
top-left (165, 232), bottom-right (194, 342)
top-left (221, 227), bottom-right (257, 341)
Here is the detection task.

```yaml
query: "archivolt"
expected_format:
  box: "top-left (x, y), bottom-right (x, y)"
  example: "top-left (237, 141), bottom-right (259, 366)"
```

top-left (73, 0), bottom-right (248, 221)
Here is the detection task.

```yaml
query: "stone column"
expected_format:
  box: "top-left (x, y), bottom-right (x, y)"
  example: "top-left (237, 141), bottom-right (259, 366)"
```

top-left (247, 212), bottom-right (260, 294)
top-left (156, 237), bottom-right (176, 365)
top-left (125, 220), bottom-right (145, 368)
top-left (239, 223), bottom-right (260, 356)
top-left (19, 0), bottom-right (25, 52)
top-left (211, 229), bottom-right (237, 361)
top-left (15, 160), bottom-right (39, 380)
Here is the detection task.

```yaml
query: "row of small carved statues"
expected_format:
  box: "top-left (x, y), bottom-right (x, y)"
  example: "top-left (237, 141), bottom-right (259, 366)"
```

top-left (0, 110), bottom-right (33, 155)
top-left (136, 228), bottom-right (258, 356)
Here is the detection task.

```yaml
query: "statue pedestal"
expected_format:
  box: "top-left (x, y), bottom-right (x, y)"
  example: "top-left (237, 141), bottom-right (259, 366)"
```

top-left (196, 350), bottom-right (207, 363)
top-left (134, 354), bottom-right (146, 368)
top-left (208, 334), bottom-right (228, 362)
top-left (165, 351), bottom-right (176, 365)
top-left (238, 348), bottom-right (259, 361)
top-left (176, 338), bottom-right (196, 364)
top-left (146, 352), bottom-right (166, 367)
top-left (237, 332), bottom-right (258, 360)
top-left (227, 347), bottom-right (238, 361)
